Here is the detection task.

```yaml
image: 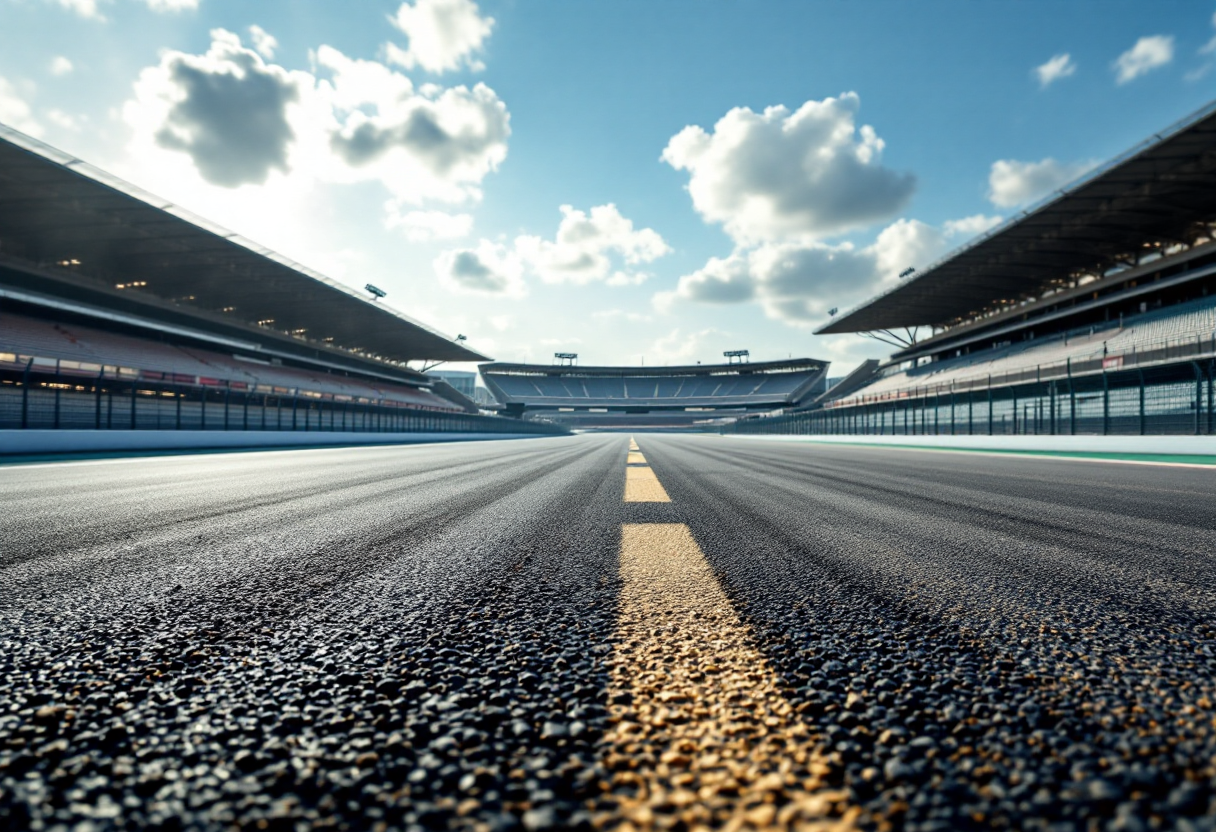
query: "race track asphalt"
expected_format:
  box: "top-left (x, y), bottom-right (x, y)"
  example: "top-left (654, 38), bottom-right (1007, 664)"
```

top-left (2, 434), bottom-right (1215, 831)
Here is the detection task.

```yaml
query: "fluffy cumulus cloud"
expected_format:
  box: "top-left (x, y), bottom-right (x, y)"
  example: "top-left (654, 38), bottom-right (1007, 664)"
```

top-left (514, 204), bottom-right (670, 285)
top-left (987, 157), bottom-right (1093, 208)
top-left (0, 77), bottom-right (43, 137)
top-left (1113, 35), bottom-right (1174, 84)
top-left (434, 240), bottom-right (524, 297)
top-left (654, 92), bottom-right (974, 327)
top-left (50, 56), bottom-right (74, 76)
top-left (248, 25), bottom-right (277, 59)
top-left (123, 29), bottom-right (509, 208)
top-left (320, 46), bottom-right (508, 204)
top-left (1035, 53), bottom-right (1076, 87)
top-left (657, 216), bottom-right (1000, 326)
top-left (130, 30), bottom-right (303, 187)
top-left (386, 0), bottom-right (494, 74)
top-left (434, 204), bottom-right (669, 295)
top-left (661, 92), bottom-right (915, 245)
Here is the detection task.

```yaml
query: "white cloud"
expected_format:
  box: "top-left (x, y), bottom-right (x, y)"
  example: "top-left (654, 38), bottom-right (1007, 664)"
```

top-left (50, 56), bottom-right (74, 76)
top-left (661, 92), bottom-right (914, 245)
top-left (123, 29), bottom-right (509, 210)
top-left (1035, 53), bottom-right (1076, 87)
top-left (51, 0), bottom-right (102, 19)
top-left (319, 45), bottom-right (510, 204)
top-left (987, 157), bottom-right (1093, 208)
top-left (514, 204), bottom-right (669, 285)
top-left (387, 208), bottom-right (472, 241)
top-left (144, 0), bottom-right (199, 11)
top-left (1113, 35), bottom-right (1174, 84)
top-left (248, 25), bottom-right (278, 59)
top-left (0, 77), bottom-right (42, 137)
top-left (436, 203), bottom-right (669, 294)
top-left (656, 215), bottom-right (995, 327)
top-left (386, 0), bottom-right (494, 74)
top-left (434, 240), bottom-right (525, 297)
top-left (942, 213), bottom-right (1003, 238)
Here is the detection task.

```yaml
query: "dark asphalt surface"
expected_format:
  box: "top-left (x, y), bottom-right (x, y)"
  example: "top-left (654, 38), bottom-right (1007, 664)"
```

top-left (2, 434), bottom-right (1215, 831)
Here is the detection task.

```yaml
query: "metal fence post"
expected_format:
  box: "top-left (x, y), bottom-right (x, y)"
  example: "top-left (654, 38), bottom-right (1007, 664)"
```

top-left (1102, 371), bottom-right (1109, 436)
top-left (1138, 369), bottom-right (1146, 436)
top-left (95, 369), bottom-right (104, 429)
top-left (987, 377), bottom-right (993, 436)
top-left (53, 360), bottom-right (61, 429)
top-left (20, 359), bottom-right (32, 429)
top-left (1193, 361), bottom-right (1203, 436)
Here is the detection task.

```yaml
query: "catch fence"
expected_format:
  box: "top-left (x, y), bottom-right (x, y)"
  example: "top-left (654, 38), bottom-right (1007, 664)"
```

top-left (730, 338), bottom-right (1216, 437)
top-left (0, 363), bottom-right (565, 437)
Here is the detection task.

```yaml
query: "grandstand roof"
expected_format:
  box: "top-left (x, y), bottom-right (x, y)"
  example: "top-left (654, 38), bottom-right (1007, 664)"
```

top-left (0, 124), bottom-right (487, 364)
top-left (481, 358), bottom-right (824, 377)
top-left (818, 99), bottom-right (1216, 335)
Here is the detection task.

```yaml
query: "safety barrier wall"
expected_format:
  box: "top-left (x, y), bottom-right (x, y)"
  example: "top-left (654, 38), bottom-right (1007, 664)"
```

top-left (728, 358), bottom-right (1216, 437)
top-left (0, 367), bottom-right (567, 437)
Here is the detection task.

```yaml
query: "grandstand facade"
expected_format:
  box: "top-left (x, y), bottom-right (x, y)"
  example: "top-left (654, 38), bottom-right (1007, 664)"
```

top-left (0, 125), bottom-right (564, 440)
top-left (729, 100), bottom-right (1216, 438)
top-left (481, 359), bottom-right (828, 429)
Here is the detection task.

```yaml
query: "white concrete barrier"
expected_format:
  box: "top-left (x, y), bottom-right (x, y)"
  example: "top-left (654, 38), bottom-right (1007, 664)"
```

top-left (727, 433), bottom-right (1216, 456)
top-left (0, 430), bottom-right (557, 455)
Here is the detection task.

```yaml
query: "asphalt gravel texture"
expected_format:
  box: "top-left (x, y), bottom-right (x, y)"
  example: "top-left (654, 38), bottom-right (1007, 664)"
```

top-left (1, 434), bottom-right (1215, 831)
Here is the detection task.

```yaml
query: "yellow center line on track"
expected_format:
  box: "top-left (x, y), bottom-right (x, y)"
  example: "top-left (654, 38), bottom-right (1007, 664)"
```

top-left (598, 442), bottom-right (858, 831)
top-left (624, 467), bottom-right (670, 502)
top-left (627, 451), bottom-right (647, 465)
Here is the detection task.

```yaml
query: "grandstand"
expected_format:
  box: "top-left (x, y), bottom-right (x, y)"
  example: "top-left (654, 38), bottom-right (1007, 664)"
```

top-left (481, 358), bottom-right (828, 428)
top-left (0, 124), bottom-right (563, 439)
top-left (731, 99), bottom-right (1216, 437)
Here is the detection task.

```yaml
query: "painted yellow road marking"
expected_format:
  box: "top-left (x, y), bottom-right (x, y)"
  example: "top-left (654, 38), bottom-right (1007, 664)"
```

top-left (597, 523), bottom-right (857, 830)
top-left (624, 466), bottom-right (671, 502)
top-left (627, 451), bottom-right (647, 465)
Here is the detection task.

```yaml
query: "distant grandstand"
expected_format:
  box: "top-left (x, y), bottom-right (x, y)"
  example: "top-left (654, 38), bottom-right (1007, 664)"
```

top-left (0, 125), bottom-right (562, 439)
top-left (481, 358), bottom-right (828, 429)
top-left (732, 99), bottom-right (1216, 437)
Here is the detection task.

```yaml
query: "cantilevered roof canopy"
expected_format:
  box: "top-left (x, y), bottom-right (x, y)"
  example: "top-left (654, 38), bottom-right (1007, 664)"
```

top-left (0, 125), bottom-right (487, 364)
top-left (818, 99), bottom-right (1216, 335)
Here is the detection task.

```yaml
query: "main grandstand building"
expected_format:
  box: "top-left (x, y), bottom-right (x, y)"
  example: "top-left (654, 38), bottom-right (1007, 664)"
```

top-left (481, 358), bottom-right (828, 429)
top-left (0, 125), bottom-right (561, 440)
top-left (733, 100), bottom-right (1216, 437)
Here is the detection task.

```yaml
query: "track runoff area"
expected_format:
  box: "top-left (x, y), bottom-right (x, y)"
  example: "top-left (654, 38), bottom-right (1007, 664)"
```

top-left (3, 436), bottom-right (1216, 830)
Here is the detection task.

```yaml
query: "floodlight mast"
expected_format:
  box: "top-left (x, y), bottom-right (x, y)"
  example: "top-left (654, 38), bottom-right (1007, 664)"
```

top-left (554, 352), bottom-right (578, 367)
top-left (723, 349), bottom-right (750, 365)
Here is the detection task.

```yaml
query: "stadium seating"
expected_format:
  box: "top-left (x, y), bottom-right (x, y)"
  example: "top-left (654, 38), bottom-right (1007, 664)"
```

top-left (851, 296), bottom-right (1216, 400)
top-left (0, 313), bottom-right (458, 411)
top-left (483, 364), bottom-right (825, 410)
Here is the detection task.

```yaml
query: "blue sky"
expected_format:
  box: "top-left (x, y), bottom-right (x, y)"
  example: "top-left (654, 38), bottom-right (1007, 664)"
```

top-left (2, 0), bottom-right (1214, 374)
